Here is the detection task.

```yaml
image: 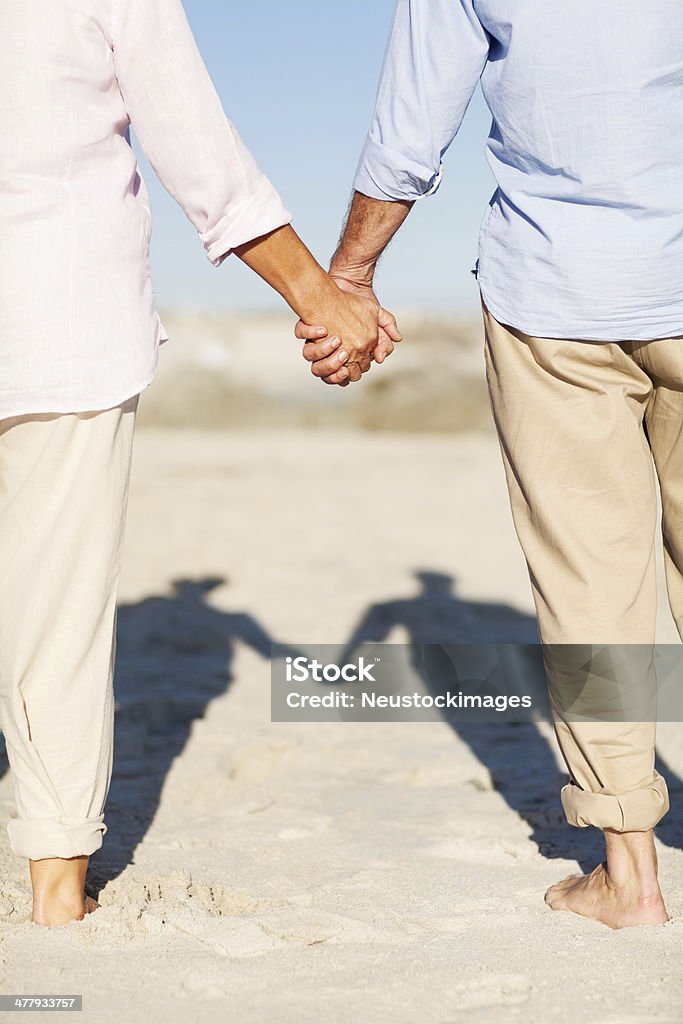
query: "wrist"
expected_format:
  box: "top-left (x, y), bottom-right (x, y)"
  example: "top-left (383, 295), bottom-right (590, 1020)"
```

top-left (330, 267), bottom-right (376, 291)
top-left (233, 225), bottom-right (343, 324)
top-left (330, 251), bottom-right (376, 288)
top-left (287, 265), bottom-right (340, 323)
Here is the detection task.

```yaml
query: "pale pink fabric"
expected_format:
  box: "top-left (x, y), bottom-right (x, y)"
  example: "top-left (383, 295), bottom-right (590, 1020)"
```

top-left (0, 0), bottom-right (292, 417)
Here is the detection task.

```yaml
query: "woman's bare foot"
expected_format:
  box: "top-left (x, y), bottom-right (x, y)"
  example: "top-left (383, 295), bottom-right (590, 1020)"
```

top-left (545, 829), bottom-right (669, 929)
top-left (29, 855), bottom-right (100, 926)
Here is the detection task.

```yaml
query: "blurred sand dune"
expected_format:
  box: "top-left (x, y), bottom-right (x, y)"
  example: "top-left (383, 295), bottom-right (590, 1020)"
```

top-left (138, 310), bottom-right (493, 433)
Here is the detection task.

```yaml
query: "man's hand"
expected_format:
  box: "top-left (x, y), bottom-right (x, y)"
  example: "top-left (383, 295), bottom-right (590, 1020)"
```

top-left (294, 192), bottom-right (411, 386)
top-left (295, 272), bottom-right (402, 386)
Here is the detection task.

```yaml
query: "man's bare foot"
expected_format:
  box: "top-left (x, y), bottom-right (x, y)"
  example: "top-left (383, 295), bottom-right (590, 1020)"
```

top-left (545, 862), bottom-right (668, 928)
top-left (29, 855), bottom-right (100, 926)
top-left (545, 829), bottom-right (669, 929)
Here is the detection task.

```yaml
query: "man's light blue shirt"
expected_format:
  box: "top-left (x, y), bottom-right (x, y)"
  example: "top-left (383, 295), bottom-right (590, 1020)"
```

top-left (353, 0), bottom-right (683, 341)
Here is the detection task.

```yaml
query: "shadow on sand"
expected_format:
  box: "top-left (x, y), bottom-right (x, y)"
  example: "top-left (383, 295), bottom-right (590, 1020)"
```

top-left (0, 569), bottom-right (680, 885)
top-left (339, 570), bottom-right (683, 872)
top-left (93, 576), bottom-right (284, 893)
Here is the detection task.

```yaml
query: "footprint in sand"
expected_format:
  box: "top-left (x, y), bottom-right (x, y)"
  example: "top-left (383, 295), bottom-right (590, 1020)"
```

top-left (101, 867), bottom-right (423, 956)
top-left (68, 868), bottom-right (288, 950)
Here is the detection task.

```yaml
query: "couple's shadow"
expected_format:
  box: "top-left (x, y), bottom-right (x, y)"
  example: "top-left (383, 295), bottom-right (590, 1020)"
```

top-left (1, 571), bottom-right (680, 888)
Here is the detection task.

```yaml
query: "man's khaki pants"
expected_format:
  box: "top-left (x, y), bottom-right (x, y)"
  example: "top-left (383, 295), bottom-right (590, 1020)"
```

top-left (0, 394), bottom-right (138, 860)
top-left (481, 297), bottom-right (682, 833)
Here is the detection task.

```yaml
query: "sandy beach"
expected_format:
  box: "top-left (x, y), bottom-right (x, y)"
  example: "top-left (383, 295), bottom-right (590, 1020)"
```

top-left (1, 317), bottom-right (682, 1023)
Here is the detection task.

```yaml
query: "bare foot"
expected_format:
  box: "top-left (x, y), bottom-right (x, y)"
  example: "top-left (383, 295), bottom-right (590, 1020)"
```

top-left (31, 891), bottom-right (100, 927)
top-left (30, 855), bottom-right (100, 926)
top-left (545, 828), bottom-right (670, 929)
top-left (545, 861), bottom-right (669, 929)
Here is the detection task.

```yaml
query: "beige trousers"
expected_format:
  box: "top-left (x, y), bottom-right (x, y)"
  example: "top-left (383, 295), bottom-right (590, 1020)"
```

top-left (0, 394), bottom-right (138, 860)
top-left (481, 297), bottom-right (683, 832)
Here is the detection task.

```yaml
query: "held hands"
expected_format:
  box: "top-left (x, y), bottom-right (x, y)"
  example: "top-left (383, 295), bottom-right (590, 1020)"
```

top-left (231, 219), bottom-right (403, 387)
top-left (295, 272), bottom-right (402, 386)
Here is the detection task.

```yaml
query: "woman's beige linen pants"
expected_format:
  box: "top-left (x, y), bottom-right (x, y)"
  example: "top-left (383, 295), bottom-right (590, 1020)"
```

top-left (0, 394), bottom-right (138, 860)
top-left (481, 297), bottom-right (683, 833)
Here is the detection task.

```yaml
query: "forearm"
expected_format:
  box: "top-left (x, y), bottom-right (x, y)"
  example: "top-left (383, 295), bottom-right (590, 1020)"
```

top-left (233, 224), bottom-right (339, 322)
top-left (331, 192), bottom-right (413, 283)
top-left (113, 0), bottom-right (292, 266)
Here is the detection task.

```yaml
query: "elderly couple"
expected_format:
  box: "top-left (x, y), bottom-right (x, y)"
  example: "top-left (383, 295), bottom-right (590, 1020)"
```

top-left (2, 0), bottom-right (682, 929)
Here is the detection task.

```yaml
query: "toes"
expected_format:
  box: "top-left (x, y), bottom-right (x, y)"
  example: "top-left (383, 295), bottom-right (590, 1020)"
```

top-left (545, 885), bottom-right (562, 906)
top-left (83, 895), bottom-right (100, 915)
top-left (544, 873), bottom-right (584, 908)
top-left (545, 884), bottom-right (576, 910)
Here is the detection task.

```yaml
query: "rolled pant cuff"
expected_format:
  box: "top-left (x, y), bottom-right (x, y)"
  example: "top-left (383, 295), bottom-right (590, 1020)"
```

top-left (6, 815), bottom-right (107, 859)
top-left (561, 772), bottom-right (670, 831)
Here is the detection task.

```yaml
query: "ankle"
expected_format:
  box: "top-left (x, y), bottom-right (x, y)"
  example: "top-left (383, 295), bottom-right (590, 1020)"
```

top-left (603, 829), bottom-right (660, 894)
top-left (32, 877), bottom-right (85, 903)
top-left (29, 856), bottom-right (89, 901)
top-left (635, 889), bottom-right (666, 909)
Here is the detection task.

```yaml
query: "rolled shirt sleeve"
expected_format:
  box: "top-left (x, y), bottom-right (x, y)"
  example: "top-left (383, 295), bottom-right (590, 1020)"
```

top-left (353, 0), bottom-right (490, 202)
top-left (110, 0), bottom-right (292, 265)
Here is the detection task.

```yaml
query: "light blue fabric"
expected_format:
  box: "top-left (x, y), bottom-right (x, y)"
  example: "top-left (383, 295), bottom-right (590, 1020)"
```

top-left (353, 0), bottom-right (683, 341)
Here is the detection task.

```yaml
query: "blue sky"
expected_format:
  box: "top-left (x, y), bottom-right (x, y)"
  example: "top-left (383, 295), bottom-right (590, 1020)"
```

top-left (137, 0), bottom-right (496, 316)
